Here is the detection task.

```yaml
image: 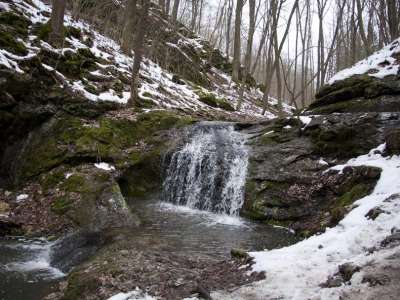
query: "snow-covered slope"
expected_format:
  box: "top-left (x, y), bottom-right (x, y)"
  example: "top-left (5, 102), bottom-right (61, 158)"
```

top-left (212, 145), bottom-right (400, 300)
top-left (329, 38), bottom-right (400, 85)
top-left (0, 0), bottom-right (290, 120)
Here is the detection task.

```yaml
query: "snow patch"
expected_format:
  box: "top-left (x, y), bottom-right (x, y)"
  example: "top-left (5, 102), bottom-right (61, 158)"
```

top-left (16, 194), bottom-right (29, 202)
top-left (94, 162), bottom-right (116, 171)
top-left (213, 144), bottom-right (400, 300)
top-left (107, 288), bottom-right (157, 300)
top-left (329, 38), bottom-right (400, 84)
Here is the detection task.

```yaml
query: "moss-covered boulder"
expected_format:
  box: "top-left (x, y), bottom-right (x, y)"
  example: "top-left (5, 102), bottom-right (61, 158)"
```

top-left (48, 165), bottom-right (139, 231)
top-left (9, 110), bottom-right (195, 184)
top-left (308, 75), bottom-right (400, 114)
top-left (241, 115), bottom-right (387, 235)
top-left (0, 12), bottom-right (31, 55)
top-left (197, 91), bottom-right (235, 111)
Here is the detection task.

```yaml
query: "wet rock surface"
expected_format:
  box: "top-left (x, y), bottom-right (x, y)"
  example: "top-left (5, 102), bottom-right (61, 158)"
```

top-left (239, 112), bottom-right (400, 235)
top-left (46, 232), bottom-right (265, 300)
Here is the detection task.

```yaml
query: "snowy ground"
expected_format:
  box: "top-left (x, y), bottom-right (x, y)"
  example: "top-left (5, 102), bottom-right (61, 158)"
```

top-left (0, 0), bottom-right (291, 119)
top-left (329, 38), bottom-right (400, 84)
top-left (211, 144), bottom-right (400, 300)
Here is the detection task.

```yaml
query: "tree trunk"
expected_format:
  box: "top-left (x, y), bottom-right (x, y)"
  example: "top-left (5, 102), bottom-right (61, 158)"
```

top-left (159, 0), bottom-right (166, 14)
top-left (232, 0), bottom-right (243, 82)
top-left (225, 0), bottom-right (233, 58)
top-left (237, 0), bottom-right (256, 110)
top-left (49, 0), bottom-right (67, 47)
top-left (128, 1), bottom-right (150, 107)
top-left (171, 0), bottom-right (180, 23)
top-left (387, 0), bottom-right (399, 41)
top-left (121, 0), bottom-right (137, 55)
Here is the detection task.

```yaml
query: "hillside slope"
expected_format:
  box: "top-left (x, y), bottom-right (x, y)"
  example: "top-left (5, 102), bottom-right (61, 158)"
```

top-left (309, 38), bottom-right (400, 114)
top-left (0, 0), bottom-right (290, 120)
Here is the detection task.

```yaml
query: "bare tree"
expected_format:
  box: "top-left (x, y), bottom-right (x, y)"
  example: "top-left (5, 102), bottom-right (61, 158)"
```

top-left (121, 0), bottom-right (138, 54)
top-left (387, 0), bottom-right (399, 41)
top-left (128, 1), bottom-right (150, 107)
top-left (49, 0), bottom-right (67, 46)
top-left (171, 0), bottom-right (181, 23)
top-left (232, 0), bottom-right (244, 82)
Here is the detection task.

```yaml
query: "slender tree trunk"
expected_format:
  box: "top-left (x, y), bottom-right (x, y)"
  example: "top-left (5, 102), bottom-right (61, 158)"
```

top-left (159, 0), bottom-right (166, 14)
top-left (225, 0), bottom-right (233, 58)
top-left (237, 0), bottom-right (256, 110)
top-left (232, 0), bottom-right (244, 82)
top-left (387, 0), bottom-right (399, 41)
top-left (355, 0), bottom-right (371, 55)
top-left (171, 0), bottom-right (180, 23)
top-left (121, 0), bottom-right (137, 54)
top-left (128, 1), bottom-right (150, 107)
top-left (49, 0), bottom-right (67, 47)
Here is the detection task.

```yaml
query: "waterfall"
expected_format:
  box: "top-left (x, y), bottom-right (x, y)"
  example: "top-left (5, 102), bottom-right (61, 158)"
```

top-left (162, 122), bottom-right (249, 216)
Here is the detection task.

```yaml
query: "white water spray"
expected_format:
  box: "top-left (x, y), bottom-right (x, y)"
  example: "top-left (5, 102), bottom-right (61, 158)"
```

top-left (162, 122), bottom-right (249, 216)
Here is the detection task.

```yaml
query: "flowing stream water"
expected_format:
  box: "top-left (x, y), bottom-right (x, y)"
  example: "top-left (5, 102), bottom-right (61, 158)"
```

top-left (0, 122), bottom-right (298, 300)
top-left (162, 122), bottom-right (249, 216)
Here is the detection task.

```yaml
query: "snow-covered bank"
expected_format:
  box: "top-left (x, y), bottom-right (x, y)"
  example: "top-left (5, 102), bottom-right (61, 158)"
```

top-left (328, 38), bottom-right (400, 84)
top-left (213, 144), bottom-right (400, 300)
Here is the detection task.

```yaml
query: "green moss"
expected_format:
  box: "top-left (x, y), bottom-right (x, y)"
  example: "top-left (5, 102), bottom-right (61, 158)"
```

top-left (56, 48), bottom-right (97, 77)
top-left (65, 26), bottom-right (82, 39)
top-left (51, 196), bottom-right (72, 215)
top-left (311, 127), bottom-right (362, 158)
top-left (142, 92), bottom-right (152, 98)
top-left (62, 271), bottom-right (101, 300)
top-left (112, 80), bottom-right (124, 94)
top-left (196, 91), bottom-right (235, 111)
top-left (40, 169), bottom-right (66, 192)
top-left (0, 30), bottom-right (27, 55)
top-left (337, 183), bottom-right (370, 207)
top-left (82, 79), bottom-right (99, 95)
top-left (18, 111), bottom-right (195, 181)
top-left (309, 98), bottom-right (379, 115)
top-left (61, 174), bottom-right (91, 193)
top-left (264, 218), bottom-right (291, 228)
top-left (0, 12), bottom-right (30, 37)
top-left (33, 22), bottom-right (52, 41)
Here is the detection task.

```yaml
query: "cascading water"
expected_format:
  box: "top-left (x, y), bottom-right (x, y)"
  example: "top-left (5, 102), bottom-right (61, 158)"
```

top-left (162, 122), bottom-right (249, 216)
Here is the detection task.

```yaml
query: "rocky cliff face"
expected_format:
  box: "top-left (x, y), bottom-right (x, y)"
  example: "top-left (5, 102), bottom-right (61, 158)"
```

top-left (0, 0), bottom-right (278, 237)
top-left (242, 39), bottom-right (400, 236)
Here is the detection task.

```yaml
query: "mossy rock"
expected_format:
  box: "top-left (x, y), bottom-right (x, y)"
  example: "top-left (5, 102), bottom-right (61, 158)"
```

top-left (14, 111), bottom-right (195, 182)
top-left (51, 196), bottom-right (72, 215)
top-left (33, 22), bottom-right (82, 42)
top-left (40, 167), bottom-right (67, 192)
top-left (336, 183), bottom-right (371, 207)
top-left (39, 47), bottom-right (98, 78)
top-left (197, 92), bottom-right (235, 111)
top-left (33, 22), bottom-right (52, 41)
top-left (311, 127), bottom-right (362, 158)
top-left (57, 48), bottom-right (97, 77)
top-left (65, 26), bottom-right (82, 40)
top-left (0, 12), bottom-right (31, 37)
top-left (0, 29), bottom-right (27, 55)
top-left (310, 74), bottom-right (400, 113)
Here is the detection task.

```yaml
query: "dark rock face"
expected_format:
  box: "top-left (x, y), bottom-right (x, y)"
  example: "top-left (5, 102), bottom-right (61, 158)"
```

top-left (0, 55), bottom-right (195, 236)
top-left (241, 112), bottom-right (400, 235)
top-left (308, 75), bottom-right (400, 114)
top-left (385, 128), bottom-right (400, 154)
top-left (321, 263), bottom-right (361, 288)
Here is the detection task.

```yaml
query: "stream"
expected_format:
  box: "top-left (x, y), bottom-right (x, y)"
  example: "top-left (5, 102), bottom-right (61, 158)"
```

top-left (0, 122), bottom-right (298, 299)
